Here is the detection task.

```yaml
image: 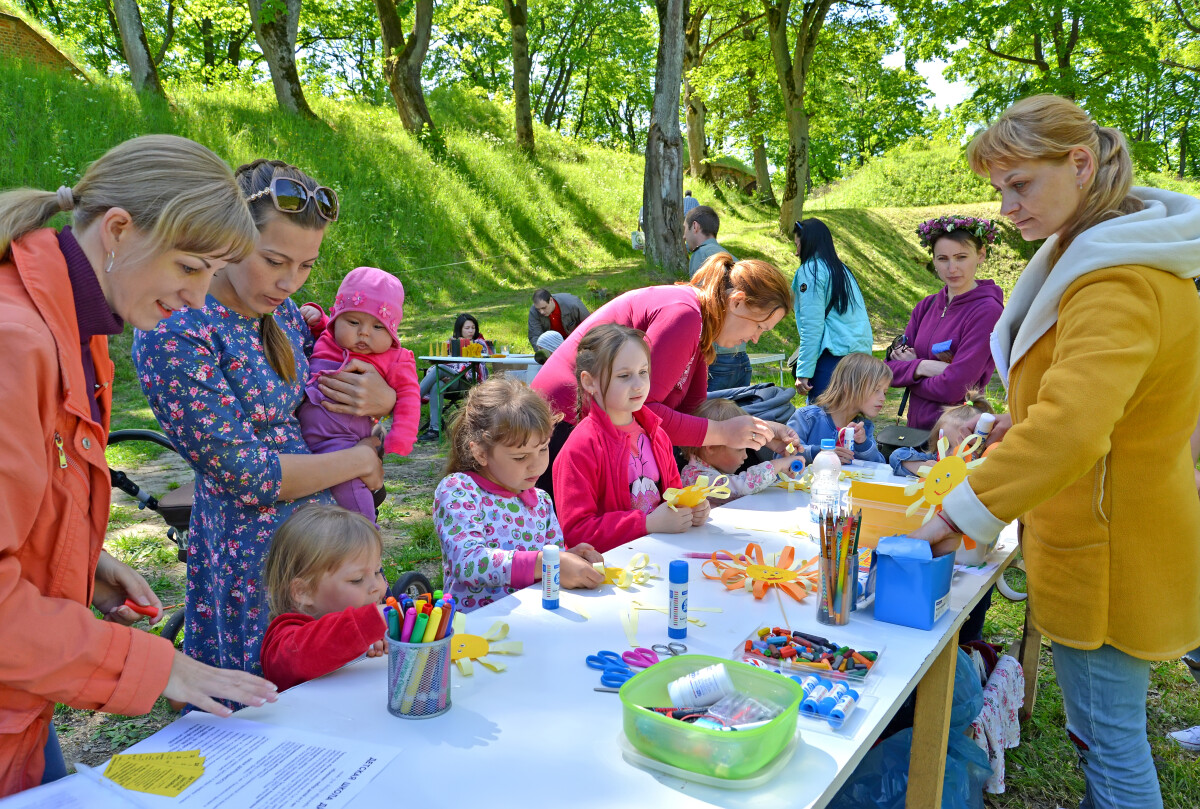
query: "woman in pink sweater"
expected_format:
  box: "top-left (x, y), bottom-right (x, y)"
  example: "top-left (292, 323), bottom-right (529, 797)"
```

top-left (533, 255), bottom-right (797, 499)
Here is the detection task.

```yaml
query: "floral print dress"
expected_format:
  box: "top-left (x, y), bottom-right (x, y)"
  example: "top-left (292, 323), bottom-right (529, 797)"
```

top-left (132, 297), bottom-right (329, 675)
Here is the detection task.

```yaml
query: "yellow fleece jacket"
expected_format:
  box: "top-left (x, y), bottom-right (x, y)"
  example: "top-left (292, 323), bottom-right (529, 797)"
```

top-left (947, 265), bottom-right (1200, 659)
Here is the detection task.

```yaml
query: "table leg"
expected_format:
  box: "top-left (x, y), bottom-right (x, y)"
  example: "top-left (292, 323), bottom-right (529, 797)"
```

top-left (1016, 599), bottom-right (1041, 723)
top-left (906, 639), bottom-right (957, 809)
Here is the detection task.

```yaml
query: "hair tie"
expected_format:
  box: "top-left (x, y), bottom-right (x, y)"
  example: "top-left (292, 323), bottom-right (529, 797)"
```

top-left (55, 186), bottom-right (74, 212)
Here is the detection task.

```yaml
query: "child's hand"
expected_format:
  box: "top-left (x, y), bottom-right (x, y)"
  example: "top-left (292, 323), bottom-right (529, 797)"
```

top-left (567, 543), bottom-right (604, 565)
top-left (366, 639), bottom-right (386, 658)
top-left (770, 454), bottom-right (804, 476)
top-left (764, 421), bottom-right (800, 454)
top-left (300, 304), bottom-right (322, 326)
top-left (690, 499), bottom-right (710, 526)
top-left (833, 445), bottom-right (855, 464)
top-left (560, 551), bottom-right (604, 589)
top-left (851, 419), bottom-right (866, 444)
top-left (647, 501), bottom-right (693, 534)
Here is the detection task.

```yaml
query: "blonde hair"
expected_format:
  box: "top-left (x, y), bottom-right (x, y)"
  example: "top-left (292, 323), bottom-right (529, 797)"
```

top-left (264, 504), bottom-right (384, 618)
top-left (234, 159), bottom-right (333, 383)
top-left (680, 397), bottom-right (746, 458)
top-left (0, 134), bottom-right (255, 261)
top-left (687, 255), bottom-right (792, 364)
top-left (813, 353), bottom-right (892, 415)
top-left (928, 388), bottom-right (994, 452)
top-left (445, 376), bottom-right (560, 475)
top-left (967, 95), bottom-right (1143, 268)
top-left (574, 323), bottom-right (651, 420)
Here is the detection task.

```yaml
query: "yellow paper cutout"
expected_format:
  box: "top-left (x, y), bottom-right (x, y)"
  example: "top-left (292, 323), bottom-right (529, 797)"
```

top-left (104, 750), bottom-right (204, 797)
top-left (621, 608), bottom-right (639, 647)
top-left (597, 552), bottom-right (660, 588)
top-left (663, 475), bottom-right (731, 510)
top-left (449, 615), bottom-right (522, 675)
top-left (630, 600), bottom-right (721, 627)
top-left (903, 434), bottom-right (988, 548)
top-left (700, 543), bottom-right (820, 602)
top-left (774, 467), bottom-right (871, 492)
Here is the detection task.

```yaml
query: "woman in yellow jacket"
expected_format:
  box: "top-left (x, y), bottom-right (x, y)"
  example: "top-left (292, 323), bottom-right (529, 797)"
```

top-left (913, 96), bottom-right (1200, 809)
top-left (0, 136), bottom-right (279, 797)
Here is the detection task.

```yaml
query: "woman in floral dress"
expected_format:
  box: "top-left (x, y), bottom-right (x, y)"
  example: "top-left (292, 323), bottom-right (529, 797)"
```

top-left (133, 160), bottom-right (395, 676)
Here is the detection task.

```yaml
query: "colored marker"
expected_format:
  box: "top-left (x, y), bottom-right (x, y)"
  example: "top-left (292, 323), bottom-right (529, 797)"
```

top-left (433, 589), bottom-right (443, 602)
top-left (399, 607), bottom-right (417, 642)
top-left (122, 599), bottom-right (160, 619)
top-left (386, 596), bottom-right (399, 611)
top-left (410, 612), bottom-right (429, 645)
top-left (436, 599), bottom-right (453, 640)
top-left (386, 607), bottom-right (401, 640)
top-left (422, 607), bottom-right (443, 642)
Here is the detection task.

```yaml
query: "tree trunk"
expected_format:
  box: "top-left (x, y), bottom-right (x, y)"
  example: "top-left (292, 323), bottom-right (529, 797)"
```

top-left (746, 75), bottom-right (775, 205)
top-left (644, 0), bottom-right (690, 278)
top-left (247, 0), bottom-right (316, 117)
top-left (1181, 119), bottom-right (1190, 180)
top-left (374, 0), bottom-right (436, 135)
top-left (111, 0), bottom-right (166, 96)
top-left (763, 0), bottom-right (832, 233)
top-left (504, 0), bottom-right (534, 152)
top-left (683, 6), bottom-right (711, 183)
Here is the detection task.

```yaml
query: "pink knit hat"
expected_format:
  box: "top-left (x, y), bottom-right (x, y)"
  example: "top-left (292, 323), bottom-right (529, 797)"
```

top-left (330, 267), bottom-right (405, 347)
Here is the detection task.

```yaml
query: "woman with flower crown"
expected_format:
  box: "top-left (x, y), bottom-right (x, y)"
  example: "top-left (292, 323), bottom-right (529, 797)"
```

top-left (886, 215), bottom-right (1005, 430)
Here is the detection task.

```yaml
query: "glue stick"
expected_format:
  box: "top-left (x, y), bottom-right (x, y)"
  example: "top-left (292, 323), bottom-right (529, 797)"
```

top-left (541, 545), bottom-right (560, 610)
top-left (668, 560), bottom-right (688, 640)
top-left (827, 688), bottom-right (860, 727)
top-left (973, 413), bottom-right (996, 442)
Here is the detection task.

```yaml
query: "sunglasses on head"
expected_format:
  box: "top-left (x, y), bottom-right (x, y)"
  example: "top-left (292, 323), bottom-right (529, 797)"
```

top-left (792, 221), bottom-right (804, 239)
top-left (246, 177), bottom-right (339, 222)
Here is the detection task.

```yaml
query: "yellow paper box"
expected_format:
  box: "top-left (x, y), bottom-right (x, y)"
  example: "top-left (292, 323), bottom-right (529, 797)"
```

top-left (847, 480), bottom-right (930, 549)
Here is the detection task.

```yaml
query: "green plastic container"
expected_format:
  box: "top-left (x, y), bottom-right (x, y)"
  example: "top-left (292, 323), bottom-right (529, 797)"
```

top-left (619, 654), bottom-right (804, 780)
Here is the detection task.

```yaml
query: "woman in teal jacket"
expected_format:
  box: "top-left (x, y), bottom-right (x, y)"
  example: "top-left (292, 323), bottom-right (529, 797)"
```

top-left (791, 218), bottom-right (873, 401)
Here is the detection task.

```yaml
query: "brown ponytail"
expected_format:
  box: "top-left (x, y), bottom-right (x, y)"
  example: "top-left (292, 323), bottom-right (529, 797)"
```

top-left (966, 95), bottom-right (1143, 268)
top-left (687, 254), bottom-right (792, 364)
top-left (235, 159), bottom-right (331, 383)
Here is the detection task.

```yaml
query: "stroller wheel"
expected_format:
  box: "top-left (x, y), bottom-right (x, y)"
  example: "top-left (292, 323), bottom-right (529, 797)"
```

top-left (391, 571), bottom-right (433, 601)
top-left (161, 608), bottom-right (186, 646)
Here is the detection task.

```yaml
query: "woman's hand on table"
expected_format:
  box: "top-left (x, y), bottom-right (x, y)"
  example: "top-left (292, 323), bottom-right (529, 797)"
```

top-left (915, 359), bottom-right (949, 379)
top-left (647, 501), bottom-right (693, 534)
top-left (690, 499), bottom-right (710, 526)
top-left (558, 550), bottom-right (605, 589)
top-left (162, 652), bottom-right (278, 717)
top-left (764, 421), bottom-right (800, 454)
top-left (354, 437), bottom-right (385, 490)
top-left (908, 514), bottom-right (963, 557)
top-left (93, 551), bottom-right (164, 625)
top-left (318, 359), bottom-right (397, 418)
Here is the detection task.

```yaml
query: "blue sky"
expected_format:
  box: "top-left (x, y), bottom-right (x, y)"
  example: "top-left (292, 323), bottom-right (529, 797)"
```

top-left (883, 53), bottom-right (973, 111)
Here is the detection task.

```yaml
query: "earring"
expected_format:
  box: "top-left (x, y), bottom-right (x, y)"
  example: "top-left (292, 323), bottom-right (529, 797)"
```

top-left (104, 250), bottom-right (115, 273)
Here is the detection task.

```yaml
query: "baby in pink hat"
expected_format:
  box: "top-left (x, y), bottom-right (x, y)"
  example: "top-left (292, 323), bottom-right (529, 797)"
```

top-left (298, 267), bottom-right (419, 521)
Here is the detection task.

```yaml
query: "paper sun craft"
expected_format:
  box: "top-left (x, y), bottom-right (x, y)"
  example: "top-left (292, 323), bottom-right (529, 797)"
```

top-left (449, 614), bottom-right (523, 675)
top-left (663, 475), bottom-right (730, 509)
top-left (701, 542), bottom-right (819, 602)
top-left (903, 434), bottom-right (989, 548)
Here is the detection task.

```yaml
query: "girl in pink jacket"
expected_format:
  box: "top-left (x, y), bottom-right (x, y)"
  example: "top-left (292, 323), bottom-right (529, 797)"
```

top-left (299, 267), bottom-right (420, 520)
top-left (553, 324), bottom-right (710, 552)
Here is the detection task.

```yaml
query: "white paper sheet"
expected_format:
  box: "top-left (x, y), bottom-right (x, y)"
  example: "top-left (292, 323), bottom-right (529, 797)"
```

top-left (0, 771), bottom-right (134, 809)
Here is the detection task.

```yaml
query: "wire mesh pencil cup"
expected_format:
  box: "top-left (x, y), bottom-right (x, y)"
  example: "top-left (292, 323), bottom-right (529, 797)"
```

top-left (387, 634), bottom-right (452, 719)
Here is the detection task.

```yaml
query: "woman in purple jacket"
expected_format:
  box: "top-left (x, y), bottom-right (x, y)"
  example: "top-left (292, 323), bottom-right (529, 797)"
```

top-left (887, 216), bottom-right (1005, 430)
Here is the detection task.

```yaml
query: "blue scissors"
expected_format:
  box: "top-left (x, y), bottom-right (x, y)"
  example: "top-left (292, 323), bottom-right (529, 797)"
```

top-left (586, 650), bottom-right (637, 689)
top-left (651, 642), bottom-right (687, 658)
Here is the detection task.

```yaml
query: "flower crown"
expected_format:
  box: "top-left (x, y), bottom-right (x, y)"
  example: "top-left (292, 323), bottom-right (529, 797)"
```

top-left (916, 215), bottom-right (1000, 250)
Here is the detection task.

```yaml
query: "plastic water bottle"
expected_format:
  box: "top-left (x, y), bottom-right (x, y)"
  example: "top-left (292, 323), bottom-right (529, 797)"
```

top-left (809, 438), bottom-right (842, 520)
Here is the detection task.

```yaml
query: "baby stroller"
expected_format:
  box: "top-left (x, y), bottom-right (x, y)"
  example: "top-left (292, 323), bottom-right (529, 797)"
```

top-left (107, 429), bottom-right (434, 645)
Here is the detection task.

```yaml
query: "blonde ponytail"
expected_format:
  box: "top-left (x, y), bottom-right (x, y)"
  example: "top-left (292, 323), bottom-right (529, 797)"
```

top-left (966, 95), bottom-right (1143, 268)
top-left (0, 135), bottom-right (254, 260)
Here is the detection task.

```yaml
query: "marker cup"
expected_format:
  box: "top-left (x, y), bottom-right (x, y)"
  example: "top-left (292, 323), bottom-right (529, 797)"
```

top-left (387, 634), bottom-right (452, 719)
top-left (817, 551), bottom-right (855, 627)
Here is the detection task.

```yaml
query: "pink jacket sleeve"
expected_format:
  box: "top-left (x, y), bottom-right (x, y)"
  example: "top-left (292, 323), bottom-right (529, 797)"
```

top-left (642, 305), bottom-right (709, 446)
top-left (552, 436), bottom-right (647, 554)
top-left (383, 348), bottom-right (420, 456)
top-left (260, 606), bottom-right (386, 692)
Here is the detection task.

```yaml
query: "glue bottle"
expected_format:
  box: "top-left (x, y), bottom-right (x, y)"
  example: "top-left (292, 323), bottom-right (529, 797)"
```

top-left (541, 545), bottom-right (560, 610)
top-left (668, 560), bottom-right (688, 640)
top-left (809, 438), bottom-right (842, 519)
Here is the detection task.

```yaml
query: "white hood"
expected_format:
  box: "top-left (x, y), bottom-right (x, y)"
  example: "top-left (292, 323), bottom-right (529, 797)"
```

top-left (991, 186), bottom-right (1200, 383)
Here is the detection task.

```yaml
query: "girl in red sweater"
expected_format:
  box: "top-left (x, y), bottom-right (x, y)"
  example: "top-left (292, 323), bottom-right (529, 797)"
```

top-left (260, 505), bottom-right (389, 691)
top-left (554, 324), bottom-right (711, 552)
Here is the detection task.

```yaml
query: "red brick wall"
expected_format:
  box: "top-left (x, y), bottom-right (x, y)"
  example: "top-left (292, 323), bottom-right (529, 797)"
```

top-left (0, 13), bottom-right (84, 77)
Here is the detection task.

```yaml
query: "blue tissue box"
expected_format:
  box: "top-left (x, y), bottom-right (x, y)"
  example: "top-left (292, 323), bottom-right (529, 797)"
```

top-left (874, 535), bottom-right (954, 630)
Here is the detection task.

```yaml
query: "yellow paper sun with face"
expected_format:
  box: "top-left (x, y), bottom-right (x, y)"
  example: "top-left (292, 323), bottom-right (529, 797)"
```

top-left (904, 434), bottom-right (988, 547)
top-left (449, 614), bottom-right (523, 675)
top-left (700, 542), bottom-right (819, 602)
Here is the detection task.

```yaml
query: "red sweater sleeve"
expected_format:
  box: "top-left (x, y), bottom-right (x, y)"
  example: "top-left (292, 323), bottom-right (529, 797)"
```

top-left (642, 304), bottom-right (709, 446)
top-left (260, 606), bottom-right (387, 691)
top-left (383, 348), bottom-right (420, 456)
top-left (552, 422), bottom-right (647, 553)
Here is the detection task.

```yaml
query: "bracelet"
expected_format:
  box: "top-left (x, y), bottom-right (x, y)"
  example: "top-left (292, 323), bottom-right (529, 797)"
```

top-left (937, 510), bottom-right (961, 533)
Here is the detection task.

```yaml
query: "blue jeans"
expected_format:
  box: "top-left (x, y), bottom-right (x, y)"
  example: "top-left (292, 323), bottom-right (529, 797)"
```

top-left (40, 724), bottom-right (67, 785)
top-left (1051, 642), bottom-right (1161, 809)
top-left (708, 350), bottom-right (751, 392)
top-left (807, 350), bottom-right (842, 404)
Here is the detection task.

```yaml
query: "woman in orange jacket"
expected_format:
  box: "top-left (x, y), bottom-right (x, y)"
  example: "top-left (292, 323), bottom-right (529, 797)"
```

top-left (0, 135), bottom-right (280, 797)
top-left (912, 97), bottom-right (1200, 808)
